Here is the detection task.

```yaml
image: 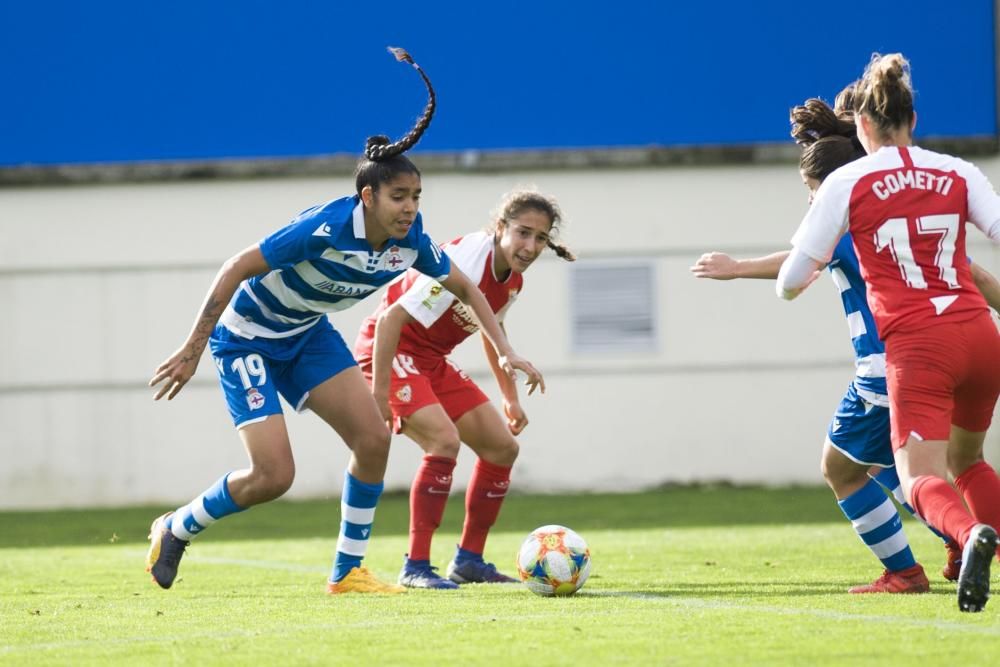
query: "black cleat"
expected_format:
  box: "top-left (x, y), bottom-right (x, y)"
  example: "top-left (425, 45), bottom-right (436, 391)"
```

top-left (145, 513), bottom-right (189, 589)
top-left (957, 524), bottom-right (998, 613)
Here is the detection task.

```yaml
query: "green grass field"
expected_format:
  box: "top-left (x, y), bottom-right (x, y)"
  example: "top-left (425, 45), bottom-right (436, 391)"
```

top-left (2, 486), bottom-right (999, 665)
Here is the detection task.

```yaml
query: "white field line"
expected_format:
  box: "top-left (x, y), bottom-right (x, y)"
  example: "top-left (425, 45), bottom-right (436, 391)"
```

top-left (5, 555), bottom-right (1000, 655)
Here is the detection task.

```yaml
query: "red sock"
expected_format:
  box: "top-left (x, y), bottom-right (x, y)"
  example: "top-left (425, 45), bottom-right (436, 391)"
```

top-left (910, 475), bottom-right (977, 548)
top-left (460, 459), bottom-right (512, 555)
top-left (954, 461), bottom-right (1000, 556)
top-left (408, 455), bottom-right (456, 561)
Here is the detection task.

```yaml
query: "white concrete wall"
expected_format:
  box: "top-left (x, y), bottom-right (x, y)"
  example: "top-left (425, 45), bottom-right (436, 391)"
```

top-left (2, 160), bottom-right (999, 509)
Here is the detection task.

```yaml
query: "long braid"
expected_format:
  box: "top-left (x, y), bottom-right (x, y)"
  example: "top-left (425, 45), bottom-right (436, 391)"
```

top-left (364, 47), bottom-right (437, 162)
top-left (547, 240), bottom-right (577, 262)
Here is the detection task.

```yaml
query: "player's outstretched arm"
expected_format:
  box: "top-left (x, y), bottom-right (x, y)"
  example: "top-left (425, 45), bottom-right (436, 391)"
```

top-left (149, 245), bottom-right (269, 401)
top-left (481, 329), bottom-right (528, 435)
top-left (970, 262), bottom-right (1000, 312)
top-left (775, 247), bottom-right (824, 300)
top-left (439, 268), bottom-right (545, 396)
top-left (371, 303), bottom-right (416, 423)
top-left (690, 250), bottom-right (790, 280)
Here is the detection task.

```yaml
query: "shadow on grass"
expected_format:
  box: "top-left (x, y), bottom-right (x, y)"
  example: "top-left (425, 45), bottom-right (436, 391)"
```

top-left (0, 484), bottom-right (847, 549)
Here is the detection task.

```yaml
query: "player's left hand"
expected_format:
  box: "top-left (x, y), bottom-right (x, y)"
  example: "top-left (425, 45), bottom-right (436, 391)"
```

top-left (499, 353), bottom-right (545, 396)
top-left (690, 252), bottom-right (738, 280)
top-left (504, 399), bottom-right (528, 435)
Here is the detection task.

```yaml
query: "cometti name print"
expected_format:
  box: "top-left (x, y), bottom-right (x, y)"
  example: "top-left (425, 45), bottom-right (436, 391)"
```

top-left (871, 169), bottom-right (954, 201)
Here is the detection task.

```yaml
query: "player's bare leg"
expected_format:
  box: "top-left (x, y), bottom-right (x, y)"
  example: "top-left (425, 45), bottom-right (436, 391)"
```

top-left (308, 367), bottom-right (404, 594)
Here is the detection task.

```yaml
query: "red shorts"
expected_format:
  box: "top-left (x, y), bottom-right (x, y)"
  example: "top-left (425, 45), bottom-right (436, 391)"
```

top-left (885, 310), bottom-right (1000, 451)
top-left (358, 352), bottom-right (489, 433)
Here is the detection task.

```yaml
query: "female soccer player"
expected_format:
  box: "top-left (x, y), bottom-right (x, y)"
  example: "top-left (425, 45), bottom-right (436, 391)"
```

top-left (145, 48), bottom-right (544, 595)
top-left (353, 190), bottom-right (574, 588)
top-left (693, 97), bottom-right (1000, 594)
top-left (776, 53), bottom-right (1000, 612)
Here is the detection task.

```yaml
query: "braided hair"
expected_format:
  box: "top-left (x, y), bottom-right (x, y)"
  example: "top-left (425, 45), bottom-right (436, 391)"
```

top-left (354, 47), bottom-right (437, 195)
top-left (790, 97), bottom-right (865, 183)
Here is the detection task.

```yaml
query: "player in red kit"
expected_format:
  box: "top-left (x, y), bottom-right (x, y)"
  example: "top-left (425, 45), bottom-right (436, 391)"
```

top-left (354, 190), bottom-right (575, 588)
top-left (776, 53), bottom-right (1000, 612)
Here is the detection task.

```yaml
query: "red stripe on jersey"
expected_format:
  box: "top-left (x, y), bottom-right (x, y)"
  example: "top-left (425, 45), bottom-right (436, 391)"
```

top-left (355, 233), bottom-right (523, 360)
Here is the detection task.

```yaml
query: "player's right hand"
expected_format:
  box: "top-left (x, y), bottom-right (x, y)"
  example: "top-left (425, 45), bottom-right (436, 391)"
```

top-left (503, 399), bottom-right (528, 435)
top-left (690, 252), bottom-right (738, 280)
top-left (149, 345), bottom-right (201, 400)
top-left (499, 353), bottom-right (545, 396)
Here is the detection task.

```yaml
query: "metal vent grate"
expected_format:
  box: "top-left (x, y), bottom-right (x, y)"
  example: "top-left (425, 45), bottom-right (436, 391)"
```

top-left (570, 262), bottom-right (657, 353)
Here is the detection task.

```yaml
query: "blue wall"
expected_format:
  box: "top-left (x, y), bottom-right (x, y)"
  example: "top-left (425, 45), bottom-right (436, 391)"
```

top-left (1, 1), bottom-right (995, 166)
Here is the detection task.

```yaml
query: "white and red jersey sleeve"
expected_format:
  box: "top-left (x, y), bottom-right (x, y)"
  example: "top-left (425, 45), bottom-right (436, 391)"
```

top-left (791, 145), bottom-right (998, 338)
top-left (354, 232), bottom-right (523, 361)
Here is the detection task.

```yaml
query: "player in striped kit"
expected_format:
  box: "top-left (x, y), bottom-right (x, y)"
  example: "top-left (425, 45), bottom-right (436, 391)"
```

top-left (354, 190), bottom-right (574, 588)
top-left (777, 53), bottom-right (1000, 612)
top-left (693, 95), bottom-right (1000, 594)
top-left (144, 48), bottom-right (543, 595)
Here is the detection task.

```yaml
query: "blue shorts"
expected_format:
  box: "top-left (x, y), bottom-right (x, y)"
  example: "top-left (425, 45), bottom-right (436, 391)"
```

top-left (826, 382), bottom-right (893, 468)
top-left (209, 319), bottom-right (356, 428)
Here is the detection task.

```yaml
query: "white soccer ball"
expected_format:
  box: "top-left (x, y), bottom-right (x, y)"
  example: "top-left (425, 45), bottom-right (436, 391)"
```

top-left (516, 524), bottom-right (591, 596)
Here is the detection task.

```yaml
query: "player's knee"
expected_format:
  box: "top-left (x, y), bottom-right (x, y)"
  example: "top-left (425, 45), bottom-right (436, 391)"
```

top-left (482, 437), bottom-right (519, 467)
top-left (352, 428), bottom-right (392, 464)
top-left (819, 457), bottom-right (834, 485)
top-left (247, 462), bottom-right (295, 503)
top-left (422, 427), bottom-right (461, 458)
top-left (948, 450), bottom-right (984, 478)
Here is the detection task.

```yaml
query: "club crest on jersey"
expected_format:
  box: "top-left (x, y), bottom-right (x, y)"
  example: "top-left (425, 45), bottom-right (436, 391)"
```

top-left (385, 246), bottom-right (404, 270)
top-left (246, 387), bottom-right (266, 410)
top-left (395, 385), bottom-right (412, 403)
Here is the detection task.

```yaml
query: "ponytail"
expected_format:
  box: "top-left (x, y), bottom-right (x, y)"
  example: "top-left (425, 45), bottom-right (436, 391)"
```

top-left (355, 47), bottom-right (437, 194)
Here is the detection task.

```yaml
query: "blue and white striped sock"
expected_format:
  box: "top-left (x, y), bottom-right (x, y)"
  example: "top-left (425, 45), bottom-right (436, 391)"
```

top-left (871, 466), bottom-right (950, 544)
top-left (331, 471), bottom-right (383, 583)
top-left (838, 478), bottom-right (916, 572)
top-left (168, 473), bottom-right (244, 541)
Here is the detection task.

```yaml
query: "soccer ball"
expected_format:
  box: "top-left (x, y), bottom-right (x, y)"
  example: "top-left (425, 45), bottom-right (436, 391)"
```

top-left (516, 525), bottom-right (591, 596)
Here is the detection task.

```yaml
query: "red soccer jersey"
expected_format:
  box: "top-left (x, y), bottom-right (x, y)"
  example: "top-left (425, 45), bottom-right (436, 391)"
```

top-left (355, 231), bottom-right (523, 360)
top-left (791, 145), bottom-right (1000, 338)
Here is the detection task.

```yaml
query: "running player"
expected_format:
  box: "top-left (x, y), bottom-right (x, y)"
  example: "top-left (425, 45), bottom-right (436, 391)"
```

top-left (776, 53), bottom-right (1000, 612)
top-left (354, 190), bottom-right (574, 588)
top-left (144, 48), bottom-right (543, 595)
top-left (693, 96), bottom-right (1000, 593)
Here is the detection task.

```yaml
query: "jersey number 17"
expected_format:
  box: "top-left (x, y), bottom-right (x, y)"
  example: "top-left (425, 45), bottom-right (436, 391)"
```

top-left (875, 213), bottom-right (960, 290)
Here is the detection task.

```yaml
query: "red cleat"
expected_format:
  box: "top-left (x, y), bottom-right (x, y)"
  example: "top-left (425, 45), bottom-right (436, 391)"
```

top-left (848, 564), bottom-right (930, 594)
top-left (942, 541), bottom-right (962, 582)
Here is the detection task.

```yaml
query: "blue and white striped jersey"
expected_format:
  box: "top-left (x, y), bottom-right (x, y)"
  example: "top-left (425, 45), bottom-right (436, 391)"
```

top-left (828, 233), bottom-right (888, 406)
top-left (220, 196), bottom-right (451, 339)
